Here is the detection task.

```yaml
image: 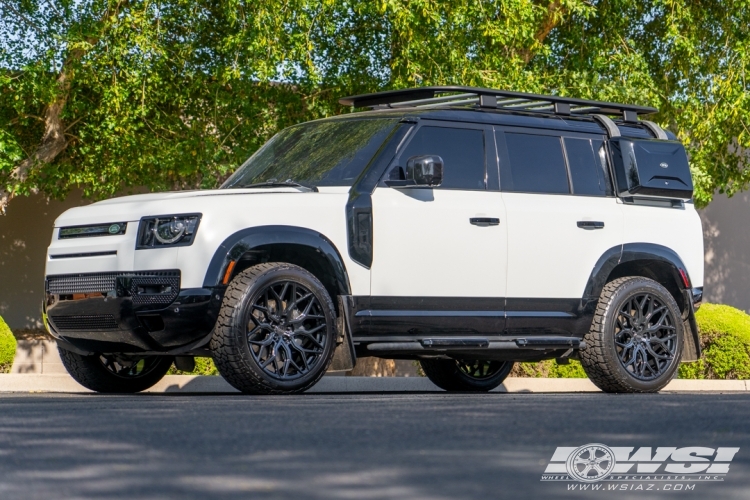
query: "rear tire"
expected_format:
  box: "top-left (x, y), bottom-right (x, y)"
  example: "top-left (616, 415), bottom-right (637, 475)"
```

top-left (210, 262), bottom-right (337, 395)
top-left (58, 348), bottom-right (173, 393)
top-left (579, 276), bottom-right (683, 393)
top-left (420, 359), bottom-right (514, 392)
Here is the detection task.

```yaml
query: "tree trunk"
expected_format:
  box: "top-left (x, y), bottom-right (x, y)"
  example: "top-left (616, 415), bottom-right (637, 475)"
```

top-left (0, 1), bottom-right (129, 214)
top-left (517, 1), bottom-right (566, 65)
top-left (0, 72), bottom-right (70, 214)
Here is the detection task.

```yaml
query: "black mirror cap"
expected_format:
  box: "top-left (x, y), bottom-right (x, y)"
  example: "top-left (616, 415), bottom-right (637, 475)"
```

top-left (405, 155), bottom-right (444, 187)
top-left (610, 138), bottom-right (693, 200)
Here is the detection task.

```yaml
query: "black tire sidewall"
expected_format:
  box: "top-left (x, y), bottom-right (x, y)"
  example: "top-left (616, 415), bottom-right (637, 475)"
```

top-left (600, 279), bottom-right (683, 392)
top-left (228, 265), bottom-right (337, 392)
top-left (421, 358), bottom-right (514, 392)
top-left (58, 348), bottom-right (173, 393)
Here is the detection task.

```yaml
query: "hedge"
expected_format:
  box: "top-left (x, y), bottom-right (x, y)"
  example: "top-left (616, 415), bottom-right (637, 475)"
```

top-left (678, 303), bottom-right (750, 379)
top-left (168, 357), bottom-right (219, 376)
top-left (0, 317), bottom-right (17, 373)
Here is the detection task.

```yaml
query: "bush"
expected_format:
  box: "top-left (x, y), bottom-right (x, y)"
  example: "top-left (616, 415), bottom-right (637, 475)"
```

top-left (0, 317), bottom-right (17, 373)
top-left (168, 357), bottom-right (219, 375)
top-left (510, 359), bottom-right (587, 378)
top-left (678, 303), bottom-right (750, 379)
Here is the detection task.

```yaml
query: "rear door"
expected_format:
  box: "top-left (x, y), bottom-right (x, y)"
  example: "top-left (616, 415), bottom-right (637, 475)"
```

top-left (496, 127), bottom-right (624, 334)
top-left (368, 121), bottom-right (507, 337)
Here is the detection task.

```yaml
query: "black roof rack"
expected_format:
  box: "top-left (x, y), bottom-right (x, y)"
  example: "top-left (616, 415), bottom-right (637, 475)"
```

top-left (339, 86), bottom-right (657, 123)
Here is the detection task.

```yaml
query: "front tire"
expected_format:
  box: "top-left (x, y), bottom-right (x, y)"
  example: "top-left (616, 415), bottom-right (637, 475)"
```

top-left (420, 359), bottom-right (514, 392)
top-left (580, 276), bottom-right (683, 393)
top-left (210, 262), bottom-right (337, 395)
top-left (58, 348), bottom-right (173, 393)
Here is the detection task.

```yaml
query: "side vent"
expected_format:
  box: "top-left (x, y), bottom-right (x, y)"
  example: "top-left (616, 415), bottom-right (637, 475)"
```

top-left (346, 193), bottom-right (373, 268)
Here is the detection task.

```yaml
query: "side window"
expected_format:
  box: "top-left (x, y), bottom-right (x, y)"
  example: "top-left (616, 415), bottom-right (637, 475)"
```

top-left (564, 138), bottom-right (613, 196)
top-left (501, 132), bottom-right (569, 194)
top-left (396, 126), bottom-right (486, 190)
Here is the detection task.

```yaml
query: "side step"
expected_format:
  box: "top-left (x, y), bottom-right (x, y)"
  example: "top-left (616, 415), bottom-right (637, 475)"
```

top-left (366, 337), bottom-right (586, 352)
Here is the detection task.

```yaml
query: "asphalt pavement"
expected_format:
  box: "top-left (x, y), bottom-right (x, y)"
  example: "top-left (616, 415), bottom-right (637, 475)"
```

top-left (0, 392), bottom-right (747, 500)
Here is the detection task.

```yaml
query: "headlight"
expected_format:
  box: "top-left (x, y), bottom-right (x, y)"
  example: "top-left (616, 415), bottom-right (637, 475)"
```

top-left (137, 214), bottom-right (201, 249)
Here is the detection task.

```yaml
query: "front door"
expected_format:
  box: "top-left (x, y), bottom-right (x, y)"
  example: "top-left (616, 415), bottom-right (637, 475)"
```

top-left (367, 121), bottom-right (507, 338)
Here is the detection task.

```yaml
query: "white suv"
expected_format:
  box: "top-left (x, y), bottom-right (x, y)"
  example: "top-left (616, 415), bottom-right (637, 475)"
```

top-left (44, 86), bottom-right (704, 394)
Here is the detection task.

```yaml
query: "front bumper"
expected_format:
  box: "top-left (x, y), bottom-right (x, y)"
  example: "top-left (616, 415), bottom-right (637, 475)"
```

top-left (44, 270), bottom-right (225, 354)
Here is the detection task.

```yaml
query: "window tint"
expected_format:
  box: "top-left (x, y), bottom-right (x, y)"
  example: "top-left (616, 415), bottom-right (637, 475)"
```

top-left (501, 133), bottom-right (569, 194)
top-left (223, 118), bottom-right (397, 188)
top-left (397, 126), bottom-right (486, 190)
top-left (564, 138), bottom-right (612, 196)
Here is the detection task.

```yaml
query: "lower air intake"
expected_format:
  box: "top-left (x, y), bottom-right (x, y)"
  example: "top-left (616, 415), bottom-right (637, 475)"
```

top-left (51, 314), bottom-right (118, 331)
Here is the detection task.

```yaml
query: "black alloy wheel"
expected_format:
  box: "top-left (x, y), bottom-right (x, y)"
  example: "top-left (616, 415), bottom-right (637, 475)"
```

top-left (210, 262), bottom-right (337, 394)
top-left (99, 354), bottom-right (167, 379)
top-left (246, 280), bottom-right (328, 381)
top-left (580, 276), bottom-right (683, 393)
top-left (420, 358), bottom-right (514, 392)
top-left (613, 293), bottom-right (678, 381)
top-left (58, 347), bottom-right (173, 393)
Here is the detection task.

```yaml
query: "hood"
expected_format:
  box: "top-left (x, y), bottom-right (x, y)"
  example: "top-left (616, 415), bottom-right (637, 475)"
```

top-left (54, 187), bottom-right (349, 227)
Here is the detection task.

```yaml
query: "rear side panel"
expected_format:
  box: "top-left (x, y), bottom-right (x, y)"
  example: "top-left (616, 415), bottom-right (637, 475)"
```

top-left (620, 201), bottom-right (704, 287)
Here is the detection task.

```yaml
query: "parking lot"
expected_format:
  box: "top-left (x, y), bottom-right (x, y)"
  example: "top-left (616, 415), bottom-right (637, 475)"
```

top-left (0, 392), bottom-right (747, 499)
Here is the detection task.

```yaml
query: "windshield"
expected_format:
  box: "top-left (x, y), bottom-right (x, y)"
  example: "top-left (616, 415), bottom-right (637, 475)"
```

top-left (222, 118), bottom-right (398, 188)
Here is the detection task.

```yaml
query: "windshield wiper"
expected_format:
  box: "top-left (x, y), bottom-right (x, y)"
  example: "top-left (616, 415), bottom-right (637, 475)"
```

top-left (241, 179), bottom-right (318, 192)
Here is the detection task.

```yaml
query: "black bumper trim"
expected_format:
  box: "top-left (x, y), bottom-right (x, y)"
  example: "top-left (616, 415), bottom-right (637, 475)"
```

top-left (45, 280), bottom-right (225, 354)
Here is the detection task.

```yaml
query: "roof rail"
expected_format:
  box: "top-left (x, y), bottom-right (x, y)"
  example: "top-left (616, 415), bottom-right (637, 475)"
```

top-left (339, 86), bottom-right (657, 123)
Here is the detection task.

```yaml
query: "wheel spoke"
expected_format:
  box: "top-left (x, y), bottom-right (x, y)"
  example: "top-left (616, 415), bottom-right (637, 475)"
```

top-left (644, 342), bottom-right (673, 361)
top-left (613, 292), bottom-right (678, 381)
top-left (246, 278), bottom-right (328, 381)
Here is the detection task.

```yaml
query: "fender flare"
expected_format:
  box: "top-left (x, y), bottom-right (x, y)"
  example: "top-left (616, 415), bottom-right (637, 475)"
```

top-left (582, 242), bottom-right (700, 360)
top-left (202, 225), bottom-right (352, 296)
top-left (583, 243), bottom-right (689, 301)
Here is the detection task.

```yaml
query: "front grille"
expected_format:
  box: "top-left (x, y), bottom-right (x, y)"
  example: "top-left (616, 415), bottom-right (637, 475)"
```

top-left (47, 273), bottom-right (118, 294)
top-left (59, 222), bottom-right (127, 239)
top-left (129, 275), bottom-right (180, 305)
top-left (46, 270), bottom-right (181, 296)
top-left (51, 314), bottom-right (118, 330)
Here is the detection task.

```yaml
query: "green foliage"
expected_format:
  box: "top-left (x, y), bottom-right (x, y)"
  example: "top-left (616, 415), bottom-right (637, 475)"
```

top-left (678, 303), bottom-right (750, 379)
top-left (168, 357), bottom-right (219, 376)
top-left (0, 316), bottom-right (17, 373)
top-left (512, 359), bottom-right (588, 378)
top-left (2, 1), bottom-right (749, 209)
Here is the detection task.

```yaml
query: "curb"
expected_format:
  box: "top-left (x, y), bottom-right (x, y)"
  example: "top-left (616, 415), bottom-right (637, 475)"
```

top-left (0, 374), bottom-right (747, 394)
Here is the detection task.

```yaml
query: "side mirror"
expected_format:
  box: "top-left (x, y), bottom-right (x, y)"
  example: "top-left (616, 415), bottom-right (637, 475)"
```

top-left (385, 155), bottom-right (444, 187)
top-left (407, 155), bottom-right (443, 187)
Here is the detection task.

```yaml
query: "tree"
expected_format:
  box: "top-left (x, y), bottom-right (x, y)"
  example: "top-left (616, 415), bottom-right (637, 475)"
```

top-left (1, 0), bottom-right (749, 212)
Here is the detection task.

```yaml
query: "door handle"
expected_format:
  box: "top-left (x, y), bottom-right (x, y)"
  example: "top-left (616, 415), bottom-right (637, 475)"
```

top-left (470, 217), bottom-right (500, 226)
top-left (577, 221), bottom-right (605, 229)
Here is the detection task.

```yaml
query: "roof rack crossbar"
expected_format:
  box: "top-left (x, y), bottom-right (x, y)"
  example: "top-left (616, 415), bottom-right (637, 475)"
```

top-left (389, 92), bottom-right (477, 108)
top-left (503, 101), bottom-right (554, 110)
top-left (416, 97), bottom-right (479, 109)
top-left (495, 98), bottom-right (532, 106)
top-left (569, 106), bottom-right (602, 114)
top-left (339, 86), bottom-right (658, 120)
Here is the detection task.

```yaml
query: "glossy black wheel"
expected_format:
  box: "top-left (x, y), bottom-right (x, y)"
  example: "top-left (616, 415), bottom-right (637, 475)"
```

top-left (99, 355), bottom-right (167, 378)
top-left (614, 293), bottom-right (678, 381)
top-left (421, 358), bottom-right (514, 392)
top-left (247, 280), bottom-right (328, 381)
top-left (580, 276), bottom-right (683, 393)
top-left (211, 262), bottom-right (337, 394)
top-left (58, 348), bottom-right (173, 393)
